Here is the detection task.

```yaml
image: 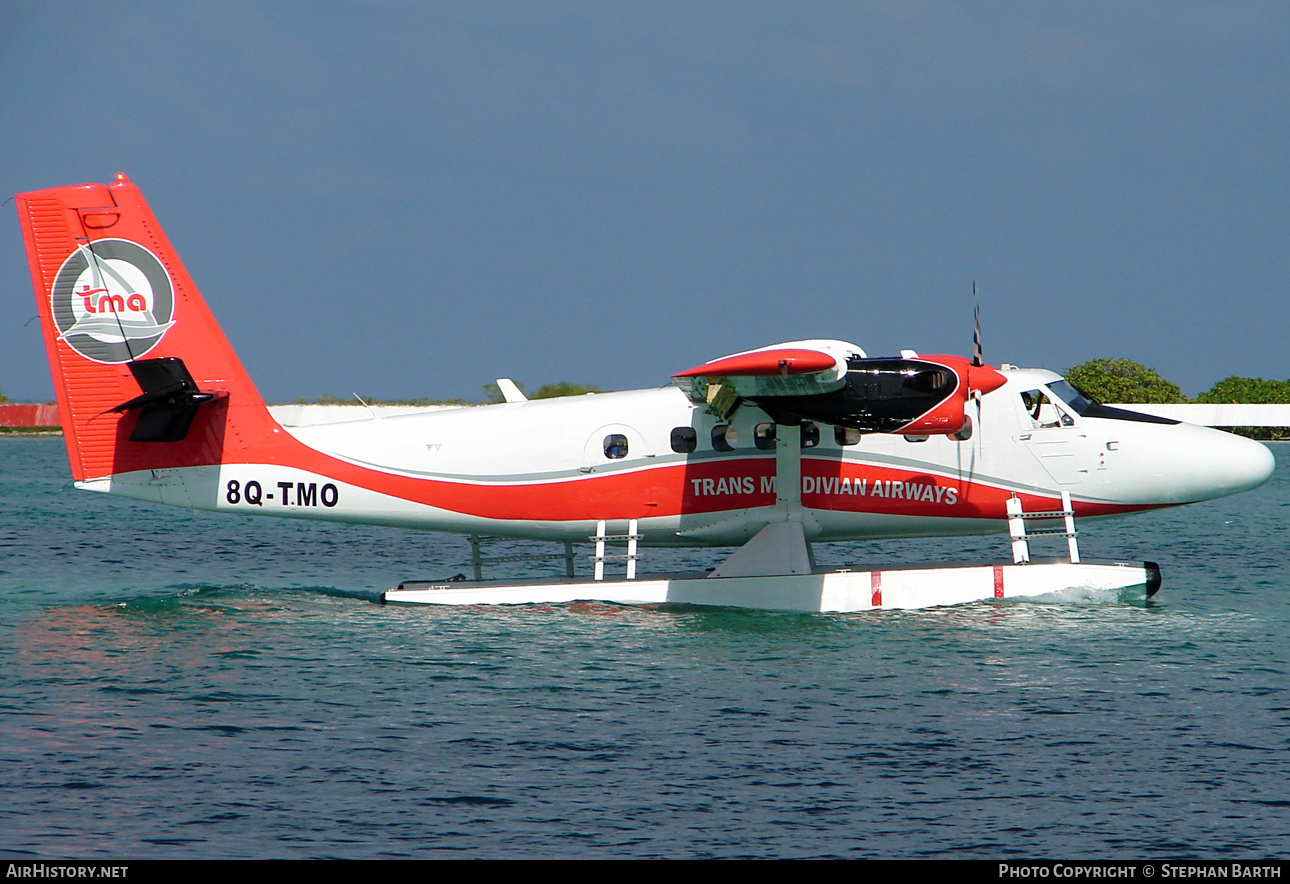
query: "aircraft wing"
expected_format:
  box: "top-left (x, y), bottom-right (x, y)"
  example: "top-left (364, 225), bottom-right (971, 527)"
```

top-left (673, 339), bottom-right (1007, 434)
top-left (671, 339), bottom-right (861, 402)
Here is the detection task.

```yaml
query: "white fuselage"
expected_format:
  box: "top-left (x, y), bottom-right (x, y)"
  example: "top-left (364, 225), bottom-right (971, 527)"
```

top-left (89, 366), bottom-right (1275, 548)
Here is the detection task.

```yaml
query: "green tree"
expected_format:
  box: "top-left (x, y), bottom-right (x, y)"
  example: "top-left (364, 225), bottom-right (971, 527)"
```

top-left (1194, 377), bottom-right (1290, 440)
top-left (289, 392), bottom-right (470, 406)
top-left (1063, 358), bottom-right (1184, 404)
top-left (1195, 376), bottom-right (1290, 404)
top-left (530, 382), bottom-right (602, 400)
top-left (484, 381), bottom-right (599, 401)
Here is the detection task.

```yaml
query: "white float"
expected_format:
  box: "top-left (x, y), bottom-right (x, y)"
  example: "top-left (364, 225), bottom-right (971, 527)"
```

top-left (382, 559), bottom-right (1160, 612)
top-left (382, 493), bottom-right (1162, 613)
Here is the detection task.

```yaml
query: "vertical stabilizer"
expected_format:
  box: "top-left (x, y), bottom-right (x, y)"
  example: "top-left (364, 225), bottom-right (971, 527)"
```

top-left (15, 176), bottom-right (279, 483)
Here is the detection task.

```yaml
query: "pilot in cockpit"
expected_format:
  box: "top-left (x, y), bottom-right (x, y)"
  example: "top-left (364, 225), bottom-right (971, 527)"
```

top-left (1020, 389), bottom-right (1073, 428)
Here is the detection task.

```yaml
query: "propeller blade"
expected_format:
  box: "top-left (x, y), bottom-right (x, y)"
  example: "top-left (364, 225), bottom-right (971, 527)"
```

top-left (972, 283), bottom-right (982, 367)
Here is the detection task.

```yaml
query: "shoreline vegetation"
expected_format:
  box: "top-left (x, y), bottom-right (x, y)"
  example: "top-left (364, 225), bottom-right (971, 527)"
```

top-left (1062, 358), bottom-right (1290, 440)
top-left (0, 427), bottom-right (61, 436)
top-left (289, 380), bottom-right (604, 408)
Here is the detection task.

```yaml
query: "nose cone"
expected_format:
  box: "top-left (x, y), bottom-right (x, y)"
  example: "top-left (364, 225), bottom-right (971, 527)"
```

top-left (1149, 424), bottom-right (1275, 503)
top-left (1208, 431), bottom-right (1277, 498)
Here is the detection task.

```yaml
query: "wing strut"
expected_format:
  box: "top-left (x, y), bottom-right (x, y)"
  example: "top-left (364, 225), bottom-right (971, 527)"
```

top-left (709, 422), bottom-right (816, 578)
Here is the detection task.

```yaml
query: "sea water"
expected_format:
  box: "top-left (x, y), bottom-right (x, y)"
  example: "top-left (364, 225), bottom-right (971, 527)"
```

top-left (1, 437), bottom-right (1287, 859)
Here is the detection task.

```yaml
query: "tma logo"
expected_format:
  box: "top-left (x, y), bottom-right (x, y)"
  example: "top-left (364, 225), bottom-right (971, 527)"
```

top-left (51, 240), bottom-right (176, 364)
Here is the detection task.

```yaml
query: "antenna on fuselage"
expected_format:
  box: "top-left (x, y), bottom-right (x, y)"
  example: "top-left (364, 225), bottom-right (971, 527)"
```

top-left (353, 393), bottom-right (380, 420)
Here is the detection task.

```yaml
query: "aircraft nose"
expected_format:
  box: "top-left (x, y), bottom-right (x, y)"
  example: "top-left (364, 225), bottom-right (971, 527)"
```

top-left (1218, 431), bottom-right (1275, 494)
top-left (1182, 427), bottom-right (1275, 501)
top-left (1116, 423), bottom-right (1276, 505)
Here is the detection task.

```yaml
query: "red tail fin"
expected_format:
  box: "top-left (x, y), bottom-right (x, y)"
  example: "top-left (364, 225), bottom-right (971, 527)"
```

top-left (15, 176), bottom-right (278, 482)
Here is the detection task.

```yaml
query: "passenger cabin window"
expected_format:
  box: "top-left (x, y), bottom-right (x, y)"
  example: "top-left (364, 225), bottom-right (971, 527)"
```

top-left (800, 421), bottom-right (820, 449)
top-left (835, 426), bottom-right (862, 446)
top-left (755, 422), bottom-right (819, 450)
top-left (712, 424), bottom-right (738, 452)
top-left (604, 434), bottom-right (629, 459)
top-left (670, 427), bottom-right (697, 453)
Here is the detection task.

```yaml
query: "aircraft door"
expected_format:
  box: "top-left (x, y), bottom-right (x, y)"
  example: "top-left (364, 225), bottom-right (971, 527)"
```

top-left (1014, 388), bottom-right (1093, 486)
top-left (580, 423), bottom-right (658, 520)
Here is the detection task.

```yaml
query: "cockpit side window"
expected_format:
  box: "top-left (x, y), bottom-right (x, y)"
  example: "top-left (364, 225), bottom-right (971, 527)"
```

top-left (1020, 388), bottom-right (1074, 428)
top-left (1020, 388), bottom-right (1045, 418)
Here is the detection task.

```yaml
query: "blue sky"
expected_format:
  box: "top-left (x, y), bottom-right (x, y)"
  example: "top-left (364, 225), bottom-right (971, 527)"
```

top-left (2, 2), bottom-right (1287, 402)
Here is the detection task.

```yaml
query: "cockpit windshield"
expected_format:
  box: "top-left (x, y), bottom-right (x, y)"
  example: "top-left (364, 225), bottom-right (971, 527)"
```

top-left (1043, 377), bottom-right (1182, 425)
top-left (1046, 379), bottom-right (1094, 415)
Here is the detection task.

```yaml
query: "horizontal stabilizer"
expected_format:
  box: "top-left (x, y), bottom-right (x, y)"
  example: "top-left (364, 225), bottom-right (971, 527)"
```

top-left (113, 357), bottom-right (226, 443)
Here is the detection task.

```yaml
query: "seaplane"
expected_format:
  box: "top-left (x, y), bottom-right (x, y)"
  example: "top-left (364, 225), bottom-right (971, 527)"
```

top-left (14, 176), bottom-right (1276, 613)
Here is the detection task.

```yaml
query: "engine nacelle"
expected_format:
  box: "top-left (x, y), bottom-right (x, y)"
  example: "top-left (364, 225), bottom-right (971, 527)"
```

top-left (750, 354), bottom-right (1006, 435)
